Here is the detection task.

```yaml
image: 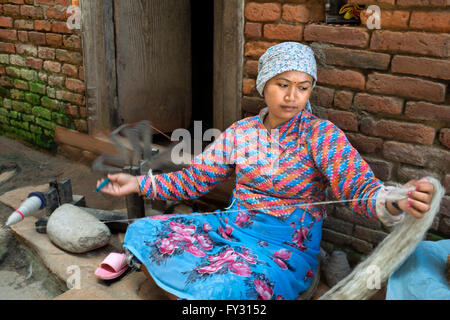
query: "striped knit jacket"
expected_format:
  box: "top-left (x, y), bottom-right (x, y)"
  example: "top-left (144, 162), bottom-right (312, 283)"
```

top-left (138, 108), bottom-right (396, 224)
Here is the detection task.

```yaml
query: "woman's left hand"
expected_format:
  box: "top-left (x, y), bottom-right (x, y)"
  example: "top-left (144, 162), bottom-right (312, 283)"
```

top-left (396, 178), bottom-right (435, 219)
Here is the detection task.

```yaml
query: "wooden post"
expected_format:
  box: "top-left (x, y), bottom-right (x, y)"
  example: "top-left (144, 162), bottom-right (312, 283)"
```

top-left (123, 166), bottom-right (145, 223)
top-left (213, 0), bottom-right (244, 131)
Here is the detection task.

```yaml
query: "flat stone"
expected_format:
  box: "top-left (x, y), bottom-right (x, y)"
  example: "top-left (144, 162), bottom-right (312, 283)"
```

top-left (47, 204), bottom-right (111, 254)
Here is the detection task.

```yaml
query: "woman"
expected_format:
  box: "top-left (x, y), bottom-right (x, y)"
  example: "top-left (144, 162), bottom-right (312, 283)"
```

top-left (97, 42), bottom-right (434, 300)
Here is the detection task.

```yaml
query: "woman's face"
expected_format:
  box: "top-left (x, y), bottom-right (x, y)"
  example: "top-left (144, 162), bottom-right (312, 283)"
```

top-left (263, 70), bottom-right (314, 127)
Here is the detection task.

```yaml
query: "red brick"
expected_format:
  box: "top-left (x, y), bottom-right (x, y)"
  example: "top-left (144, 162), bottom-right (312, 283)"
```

top-left (440, 128), bottom-right (450, 149)
top-left (79, 106), bottom-right (86, 118)
top-left (52, 21), bottom-right (72, 34)
top-left (20, 5), bottom-right (44, 19)
top-left (347, 133), bottom-right (383, 154)
top-left (304, 24), bottom-right (369, 48)
top-left (243, 78), bottom-right (256, 95)
top-left (443, 174), bottom-right (450, 195)
top-left (34, 20), bottom-right (52, 32)
top-left (381, 10), bottom-right (410, 29)
top-left (244, 2), bottom-right (281, 22)
top-left (333, 91), bottom-right (353, 110)
top-left (65, 77), bottom-right (85, 94)
top-left (360, 10), bottom-right (409, 29)
top-left (46, 33), bottom-right (63, 47)
top-left (0, 29), bottom-right (17, 41)
top-left (61, 63), bottom-right (78, 77)
top-left (29, 31), bottom-right (46, 45)
top-left (361, 118), bottom-right (435, 145)
top-left (63, 35), bottom-right (81, 49)
top-left (317, 67), bottom-right (365, 90)
top-left (244, 41), bottom-right (278, 60)
top-left (14, 19), bottom-right (34, 30)
top-left (405, 102), bottom-right (450, 122)
top-left (245, 22), bottom-right (262, 38)
top-left (410, 11), bottom-right (450, 32)
top-left (0, 16), bottom-right (13, 28)
top-left (354, 93), bottom-right (403, 115)
top-left (9, 0), bottom-right (25, 4)
top-left (17, 30), bottom-right (28, 42)
top-left (78, 65), bottom-right (83, 81)
top-left (0, 42), bottom-right (16, 53)
top-left (324, 47), bottom-right (390, 70)
top-left (57, 89), bottom-right (83, 104)
top-left (264, 23), bottom-right (303, 41)
top-left (397, 0), bottom-right (448, 6)
top-left (56, 0), bottom-right (70, 7)
top-left (282, 4), bottom-right (325, 23)
top-left (74, 119), bottom-right (87, 133)
top-left (383, 141), bottom-right (426, 167)
top-left (3, 4), bottom-right (20, 17)
top-left (56, 49), bottom-right (82, 65)
top-left (244, 59), bottom-right (258, 77)
top-left (323, 109), bottom-right (358, 132)
top-left (439, 196), bottom-right (450, 217)
top-left (26, 57), bottom-right (43, 70)
top-left (371, 30), bottom-right (450, 58)
top-left (366, 72), bottom-right (446, 103)
top-left (15, 43), bottom-right (37, 56)
top-left (397, 166), bottom-right (440, 185)
top-left (391, 55), bottom-right (450, 81)
top-left (36, 0), bottom-right (55, 5)
top-left (44, 60), bottom-right (61, 73)
top-left (364, 157), bottom-right (393, 181)
top-left (348, 0), bottom-right (395, 4)
top-left (38, 46), bottom-right (55, 60)
top-left (46, 7), bottom-right (69, 20)
top-left (310, 86), bottom-right (335, 108)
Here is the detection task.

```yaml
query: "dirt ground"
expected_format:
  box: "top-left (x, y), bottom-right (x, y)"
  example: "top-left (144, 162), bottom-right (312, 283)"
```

top-left (0, 135), bottom-right (126, 299)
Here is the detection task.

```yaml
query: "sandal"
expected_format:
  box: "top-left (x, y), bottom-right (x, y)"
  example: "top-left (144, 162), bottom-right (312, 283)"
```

top-left (94, 252), bottom-right (129, 280)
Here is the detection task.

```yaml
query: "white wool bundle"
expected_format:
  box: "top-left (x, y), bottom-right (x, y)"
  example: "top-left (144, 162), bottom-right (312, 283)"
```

top-left (319, 176), bottom-right (445, 300)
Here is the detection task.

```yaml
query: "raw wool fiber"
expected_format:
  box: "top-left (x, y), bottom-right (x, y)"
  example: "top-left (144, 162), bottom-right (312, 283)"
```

top-left (319, 177), bottom-right (445, 300)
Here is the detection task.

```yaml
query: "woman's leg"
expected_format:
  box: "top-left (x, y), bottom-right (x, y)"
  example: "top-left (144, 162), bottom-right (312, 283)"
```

top-left (140, 265), bottom-right (179, 300)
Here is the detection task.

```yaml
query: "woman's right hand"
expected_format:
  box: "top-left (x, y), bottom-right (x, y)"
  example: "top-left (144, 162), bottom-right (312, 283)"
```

top-left (96, 173), bottom-right (140, 197)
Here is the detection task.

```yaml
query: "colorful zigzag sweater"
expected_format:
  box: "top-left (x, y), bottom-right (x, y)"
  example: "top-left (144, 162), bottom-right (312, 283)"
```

top-left (138, 108), bottom-right (383, 221)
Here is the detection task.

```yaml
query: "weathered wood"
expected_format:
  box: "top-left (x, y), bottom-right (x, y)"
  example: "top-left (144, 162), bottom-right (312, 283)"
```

top-left (114, 0), bottom-right (192, 133)
top-left (55, 126), bottom-right (119, 156)
top-left (213, 0), bottom-right (244, 131)
top-left (80, 0), bottom-right (119, 136)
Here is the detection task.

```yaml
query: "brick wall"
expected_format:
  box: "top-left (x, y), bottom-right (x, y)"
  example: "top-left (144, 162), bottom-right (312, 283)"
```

top-left (243, 0), bottom-right (449, 261)
top-left (0, 0), bottom-right (85, 150)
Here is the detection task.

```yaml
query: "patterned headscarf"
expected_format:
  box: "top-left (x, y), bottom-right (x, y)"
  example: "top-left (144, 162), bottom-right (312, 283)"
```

top-left (256, 42), bottom-right (317, 114)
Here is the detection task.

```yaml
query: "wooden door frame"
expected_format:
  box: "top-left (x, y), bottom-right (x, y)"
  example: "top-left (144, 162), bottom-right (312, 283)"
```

top-left (80, 0), bottom-right (244, 135)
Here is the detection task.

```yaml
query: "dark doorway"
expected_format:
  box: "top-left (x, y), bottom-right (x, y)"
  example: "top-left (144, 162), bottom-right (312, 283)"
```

top-left (190, 0), bottom-right (214, 134)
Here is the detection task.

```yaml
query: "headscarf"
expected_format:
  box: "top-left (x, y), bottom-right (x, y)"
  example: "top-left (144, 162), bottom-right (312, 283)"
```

top-left (256, 42), bottom-right (317, 114)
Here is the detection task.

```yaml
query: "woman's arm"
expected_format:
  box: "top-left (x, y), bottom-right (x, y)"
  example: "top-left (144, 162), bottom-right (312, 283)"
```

top-left (137, 124), bottom-right (236, 201)
top-left (308, 120), bottom-right (382, 220)
top-left (307, 120), bottom-right (434, 225)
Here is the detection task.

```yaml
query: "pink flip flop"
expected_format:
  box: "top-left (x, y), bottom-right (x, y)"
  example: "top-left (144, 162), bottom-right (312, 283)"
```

top-left (95, 252), bottom-right (129, 280)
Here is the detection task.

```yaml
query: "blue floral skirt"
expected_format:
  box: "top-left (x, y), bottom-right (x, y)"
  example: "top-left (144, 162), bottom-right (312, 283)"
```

top-left (123, 198), bottom-right (323, 300)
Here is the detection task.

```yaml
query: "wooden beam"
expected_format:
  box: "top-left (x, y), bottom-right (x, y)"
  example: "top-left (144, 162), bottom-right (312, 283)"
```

top-left (213, 0), bottom-right (244, 131)
top-left (80, 0), bottom-right (118, 136)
